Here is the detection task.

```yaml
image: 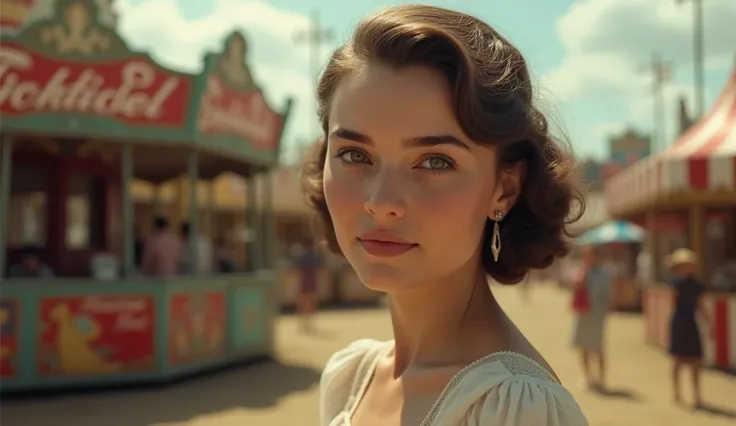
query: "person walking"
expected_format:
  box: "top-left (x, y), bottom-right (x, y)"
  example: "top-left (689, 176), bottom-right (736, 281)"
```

top-left (296, 238), bottom-right (323, 332)
top-left (665, 248), bottom-right (711, 407)
top-left (571, 246), bottom-right (614, 391)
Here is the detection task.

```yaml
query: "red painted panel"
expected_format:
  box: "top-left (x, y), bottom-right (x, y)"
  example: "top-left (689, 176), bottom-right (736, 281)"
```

top-left (0, 42), bottom-right (191, 128)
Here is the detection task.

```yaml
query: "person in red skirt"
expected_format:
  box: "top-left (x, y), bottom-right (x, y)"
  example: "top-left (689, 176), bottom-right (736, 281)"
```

top-left (665, 248), bottom-right (713, 407)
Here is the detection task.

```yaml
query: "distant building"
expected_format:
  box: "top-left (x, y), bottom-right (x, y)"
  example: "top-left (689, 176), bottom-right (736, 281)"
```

top-left (608, 129), bottom-right (651, 167)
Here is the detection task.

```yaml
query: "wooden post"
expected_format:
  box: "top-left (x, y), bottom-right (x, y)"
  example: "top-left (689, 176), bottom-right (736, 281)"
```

top-left (0, 136), bottom-right (13, 279)
top-left (646, 210), bottom-right (659, 281)
top-left (207, 180), bottom-right (216, 239)
top-left (689, 205), bottom-right (704, 282)
top-left (262, 170), bottom-right (274, 269)
top-left (245, 173), bottom-right (259, 272)
top-left (176, 175), bottom-right (187, 225)
top-left (152, 184), bottom-right (163, 216)
top-left (187, 150), bottom-right (199, 275)
top-left (121, 143), bottom-right (134, 276)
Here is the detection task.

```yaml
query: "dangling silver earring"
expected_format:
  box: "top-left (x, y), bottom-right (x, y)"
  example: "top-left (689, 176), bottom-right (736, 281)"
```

top-left (492, 211), bottom-right (503, 262)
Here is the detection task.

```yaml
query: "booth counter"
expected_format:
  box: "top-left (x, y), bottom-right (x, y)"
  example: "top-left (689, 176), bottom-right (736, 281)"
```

top-left (643, 284), bottom-right (736, 373)
top-left (0, 273), bottom-right (277, 392)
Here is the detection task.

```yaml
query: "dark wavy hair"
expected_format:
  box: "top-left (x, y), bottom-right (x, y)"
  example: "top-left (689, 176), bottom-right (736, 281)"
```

top-left (301, 4), bottom-right (585, 284)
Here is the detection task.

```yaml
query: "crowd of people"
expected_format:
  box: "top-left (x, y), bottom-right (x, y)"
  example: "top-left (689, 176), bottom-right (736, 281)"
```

top-left (135, 217), bottom-right (237, 277)
top-left (569, 246), bottom-right (710, 407)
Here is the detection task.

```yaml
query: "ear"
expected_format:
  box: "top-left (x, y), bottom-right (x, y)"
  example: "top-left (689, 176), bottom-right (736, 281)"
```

top-left (488, 160), bottom-right (527, 219)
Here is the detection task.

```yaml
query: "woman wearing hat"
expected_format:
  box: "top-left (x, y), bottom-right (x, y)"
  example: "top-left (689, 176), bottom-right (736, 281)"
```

top-left (665, 248), bottom-right (711, 407)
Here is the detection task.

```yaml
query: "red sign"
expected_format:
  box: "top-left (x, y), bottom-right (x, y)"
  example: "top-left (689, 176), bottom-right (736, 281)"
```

top-left (197, 75), bottom-right (283, 151)
top-left (0, 42), bottom-right (191, 127)
top-left (0, 298), bottom-right (19, 378)
top-left (168, 291), bottom-right (226, 365)
top-left (37, 295), bottom-right (156, 376)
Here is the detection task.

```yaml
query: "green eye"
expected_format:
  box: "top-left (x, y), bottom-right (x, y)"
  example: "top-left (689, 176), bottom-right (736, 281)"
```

top-left (428, 157), bottom-right (450, 169)
top-left (347, 151), bottom-right (366, 163)
top-left (420, 156), bottom-right (453, 170)
top-left (336, 148), bottom-right (369, 164)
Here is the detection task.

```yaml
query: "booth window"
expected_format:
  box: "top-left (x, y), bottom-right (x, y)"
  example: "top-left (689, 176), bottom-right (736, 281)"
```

top-left (8, 163), bottom-right (48, 247)
top-left (66, 173), bottom-right (106, 249)
top-left (705, 209), bottom-right (736, 289)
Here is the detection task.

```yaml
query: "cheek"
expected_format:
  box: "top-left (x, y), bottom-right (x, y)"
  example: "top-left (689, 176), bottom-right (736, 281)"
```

top-left (416, 179), bottom-right (489, 238)
top-left (323, 161), bottom-right (363, 232)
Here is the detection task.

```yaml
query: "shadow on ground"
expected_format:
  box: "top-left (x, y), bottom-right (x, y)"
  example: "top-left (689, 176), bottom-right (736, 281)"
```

top-left (594, 386), bottom-right (643, 402)
top-left (695, 402), bottom-right (736, 419)
top-left (0, 359), bottom-right (321, 426)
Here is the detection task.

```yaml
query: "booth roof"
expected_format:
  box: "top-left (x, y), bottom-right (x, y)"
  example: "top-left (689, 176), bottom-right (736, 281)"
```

top-left (605, 57), bottom-right (736, 216)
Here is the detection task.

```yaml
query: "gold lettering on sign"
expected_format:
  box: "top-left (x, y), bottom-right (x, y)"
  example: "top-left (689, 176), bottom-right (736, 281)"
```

top-left (0, 46), bottom-right (180, 120)
top-left (197, 78), bottom-right (276, 146)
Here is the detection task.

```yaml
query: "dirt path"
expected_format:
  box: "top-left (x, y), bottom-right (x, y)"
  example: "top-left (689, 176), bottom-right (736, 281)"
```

top-left (2, 285), bottom-right (735, 426)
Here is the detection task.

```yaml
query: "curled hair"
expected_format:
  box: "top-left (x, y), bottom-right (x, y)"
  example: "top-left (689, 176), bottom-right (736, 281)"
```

top-left (302, 5), bottom-right (585, 284)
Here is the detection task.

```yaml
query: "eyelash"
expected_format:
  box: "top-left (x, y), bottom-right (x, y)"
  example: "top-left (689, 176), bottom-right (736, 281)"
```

top-left (334, 147), bottom-right (456, 174)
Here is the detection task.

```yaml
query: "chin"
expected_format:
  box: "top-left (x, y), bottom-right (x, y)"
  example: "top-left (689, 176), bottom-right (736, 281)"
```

top-left (352, 263), bottom-right (414, 294)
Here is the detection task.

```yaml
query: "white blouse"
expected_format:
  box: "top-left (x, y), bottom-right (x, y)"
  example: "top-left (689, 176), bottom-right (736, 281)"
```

top-left (320, 339), bottom-right (588, 426)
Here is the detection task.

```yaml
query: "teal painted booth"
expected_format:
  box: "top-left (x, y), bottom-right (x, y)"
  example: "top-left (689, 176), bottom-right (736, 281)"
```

top-left (0, 274), bottom-right (278, 392)
top-left (0, 0), bottom-right (292, 392)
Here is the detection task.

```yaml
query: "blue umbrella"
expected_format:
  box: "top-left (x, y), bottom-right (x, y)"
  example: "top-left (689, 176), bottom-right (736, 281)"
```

top-left (579, 220), bottom-right (644, 245)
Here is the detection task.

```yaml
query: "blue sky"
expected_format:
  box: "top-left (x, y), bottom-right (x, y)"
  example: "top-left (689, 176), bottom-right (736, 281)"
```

top-left (116, 0), bottom-right (736, 164)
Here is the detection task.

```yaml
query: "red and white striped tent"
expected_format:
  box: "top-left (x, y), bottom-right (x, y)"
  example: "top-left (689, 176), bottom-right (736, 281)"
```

top-left (605, 62), bottom-right (736, 216)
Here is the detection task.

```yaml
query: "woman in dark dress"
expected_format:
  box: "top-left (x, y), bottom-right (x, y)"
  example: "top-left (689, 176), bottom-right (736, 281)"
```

top-left (296, 238), bottom-right (323, 332)
top-left (665, 248), bottom-right (712, 407)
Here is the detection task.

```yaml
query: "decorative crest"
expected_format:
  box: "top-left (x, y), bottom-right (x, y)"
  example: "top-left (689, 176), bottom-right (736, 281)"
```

top-left (17, 0), bottom-right (127, 58)
top-left (214, 31), bottom-right (256, 91)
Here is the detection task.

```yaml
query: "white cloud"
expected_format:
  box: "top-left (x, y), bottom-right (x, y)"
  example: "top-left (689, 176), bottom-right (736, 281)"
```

top-left (543, 0), bottom-right (736, 101)
top-left (542, 0), bottom-right (735, 156)
top-left (114, 0), bottom-right (334, 163)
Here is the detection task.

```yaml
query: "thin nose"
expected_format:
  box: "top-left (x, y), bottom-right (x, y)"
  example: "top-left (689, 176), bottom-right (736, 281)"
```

top-left (364, 172), bottom-right (406, 220)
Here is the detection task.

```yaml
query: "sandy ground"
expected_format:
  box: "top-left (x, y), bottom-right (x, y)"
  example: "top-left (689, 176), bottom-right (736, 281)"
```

top-left (2, 285), bottom-right (735, 426)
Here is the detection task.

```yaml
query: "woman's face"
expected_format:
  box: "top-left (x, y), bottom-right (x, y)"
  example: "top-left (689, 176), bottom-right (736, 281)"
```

top-left (323, 63), bottom-right (520, 293)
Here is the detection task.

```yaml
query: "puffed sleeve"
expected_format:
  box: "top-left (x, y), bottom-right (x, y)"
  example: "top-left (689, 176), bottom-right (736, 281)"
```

top-left (462, 377), bottom-right (588, 426)
top-left (319, 339), bottom-right (382, 426)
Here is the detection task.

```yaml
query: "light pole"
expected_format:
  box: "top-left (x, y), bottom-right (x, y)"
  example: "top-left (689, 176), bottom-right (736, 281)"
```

top-left (641, 53), bottom-right (672, 153)
top-left (677, 0), bottom-right (706, 118)
top-left (293, 10), bottom-right (334, 142)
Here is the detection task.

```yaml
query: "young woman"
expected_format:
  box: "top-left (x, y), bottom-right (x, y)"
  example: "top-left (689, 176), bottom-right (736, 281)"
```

top-left (302, 5), bottom-right (587, 425)
top-left (571, 246), bottom-right (613, 391)
top-left (665, 248), bottom-right (710, 407)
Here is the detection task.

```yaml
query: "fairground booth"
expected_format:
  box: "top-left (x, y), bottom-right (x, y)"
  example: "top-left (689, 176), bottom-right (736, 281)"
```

top-left (604, 62), bottom-right (736, 373)
top-left (578, 220), bottom-right (645, 311)
top-left (0, 0), bottom-right (292, 392)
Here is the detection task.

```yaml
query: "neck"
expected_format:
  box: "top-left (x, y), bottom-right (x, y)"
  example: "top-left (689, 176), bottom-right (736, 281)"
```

top-left (387, 256), bottom-right (506, 376)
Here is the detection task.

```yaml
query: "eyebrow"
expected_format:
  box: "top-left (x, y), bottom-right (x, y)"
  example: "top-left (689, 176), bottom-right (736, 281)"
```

top-left (330, 127), bottom-right (470, 150)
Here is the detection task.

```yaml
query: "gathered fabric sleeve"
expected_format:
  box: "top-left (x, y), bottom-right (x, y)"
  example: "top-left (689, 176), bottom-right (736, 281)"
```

top-left (461, 377), bottom-right (588, 426)
top-left (319, 339), bottom-right (383, 426)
